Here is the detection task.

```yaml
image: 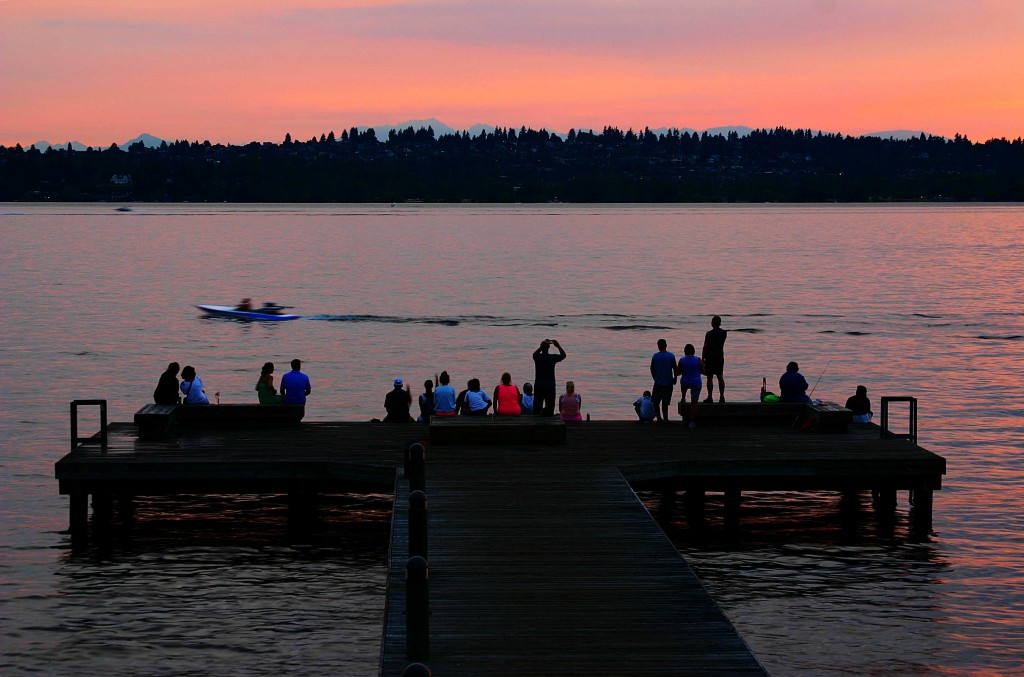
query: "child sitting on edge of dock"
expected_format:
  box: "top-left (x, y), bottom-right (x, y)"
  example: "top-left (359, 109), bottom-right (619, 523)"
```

top-left (634, 391), bottom-right (656, 423)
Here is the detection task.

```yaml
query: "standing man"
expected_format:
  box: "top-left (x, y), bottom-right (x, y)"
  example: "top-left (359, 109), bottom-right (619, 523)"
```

top-left (650, 339), bottom-right (677, 422)
top-left (702, 315), bottom-right (728, 403)
top-left (280, 358), bottom-right (312, 406)
top-left (532, 339), bottom-right (566, 416)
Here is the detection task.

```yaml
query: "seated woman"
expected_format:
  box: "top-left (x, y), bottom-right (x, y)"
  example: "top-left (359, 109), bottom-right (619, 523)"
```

top-left (256, 362), bottom-right (284, 404)
top-left (493, 372), bottom-right (522, 416)
top-left (559, 381), bottom-right (583, 422)
top-left (845, 385), bottom-right (873, 423)
top-left (180, 365), bottom-right (209, 405)
top-left (462, 378), bottom-right (492, 416)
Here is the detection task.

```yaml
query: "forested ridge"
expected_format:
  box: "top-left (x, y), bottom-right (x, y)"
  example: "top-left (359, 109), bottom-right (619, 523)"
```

top-left (2, 125), bottom-right (1022, 202)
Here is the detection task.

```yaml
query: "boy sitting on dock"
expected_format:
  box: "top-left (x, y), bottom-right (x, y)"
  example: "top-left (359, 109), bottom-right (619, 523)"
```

top-left (634, 391), bottom-right (656, 423)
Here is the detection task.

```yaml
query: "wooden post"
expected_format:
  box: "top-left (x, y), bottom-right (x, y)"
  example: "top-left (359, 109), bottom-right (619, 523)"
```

top-left (402, 664), bottom-right (432, 677)
top-left (69, 490), bottom-right (89, 547)
top-left (406, 555), bottom-right (429, 660)
top-left (724, 488), bottom-right (741, 527)
top-left (910, 487), bottom-right (934, 535)
top-left (872, 488), bottom-right (897, 513)
top-left (408, 443), bottom-right (426, 493)
top-left (409, 490), bottom-right (428, 559)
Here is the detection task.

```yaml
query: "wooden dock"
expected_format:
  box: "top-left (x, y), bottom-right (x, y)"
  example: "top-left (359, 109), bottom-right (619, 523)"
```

top-left (55, 403), bottom-right (946, 676)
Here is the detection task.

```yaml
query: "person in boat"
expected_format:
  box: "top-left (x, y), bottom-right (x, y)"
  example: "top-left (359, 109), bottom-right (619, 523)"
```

top-left (280, 359), bottom-right (311, 406)
top-left (676, 343), bottom-right (704, 429)
top-left (384, 378), bottom-right (413, 422)
top-left (417, 380), bottom-right (435, 423)
top-left (702, 315), bottom-right (728, 403)
top-left (235, 298), bottom-right (253, 311)
top-left (558, 381), bottom-right (583, 422)
top-left (779, 361), bottom-right (811, 403)
top-left (180, 365), bottom-right (209, 405)
top-left (461, 378), bottom-right (492, 416)
top-left (153, 362), bottom-right (180, 405)
top-left (259, 301), bottom-right (285, 315)
top-left (432, 371), bottom-right (457, 417)
top-left (845, 385), bottom-right (873, 423)
top-left (493, 372), bottom-right (522, 416)
top-left (256, 362), bottom-right (284, 404)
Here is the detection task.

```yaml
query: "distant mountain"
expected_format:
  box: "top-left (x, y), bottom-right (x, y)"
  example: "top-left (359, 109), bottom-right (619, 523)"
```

top-left (31, 140), bottom-right (89, 151)
top-left (29, 133), bottom-right (166, 152)
top-left (863, 130), bottom-right (929, 141)
top-left (124, 132), bottom-right (165, 148)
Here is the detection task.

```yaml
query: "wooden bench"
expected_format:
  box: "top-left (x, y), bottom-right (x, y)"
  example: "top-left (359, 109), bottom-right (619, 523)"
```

top-left (134, 404), bottom-right (177, 439)
top-left (134, 403), bottom-right (305, 438)
top-left (807, 400), bottom-right (853, 433)
top-left (174, 404), bottom-right (305, 427)
top-left (430, 416), bottom-right (567, 444)
top-left (677, 401), bottom-right (851, 432)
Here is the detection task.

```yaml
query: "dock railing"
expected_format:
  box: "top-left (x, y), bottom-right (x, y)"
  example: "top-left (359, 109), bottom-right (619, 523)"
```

top-left (880, 396), bottom-right (918, 443)
top-left (70, 399), bottom-right (108, 450)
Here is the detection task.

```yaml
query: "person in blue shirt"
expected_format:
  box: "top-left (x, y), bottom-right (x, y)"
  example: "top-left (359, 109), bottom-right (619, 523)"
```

top-left (633, 390), bottom-right (656, 423)
top-left (280, 358), bottom-right (312, 406)
top-left (779, 361), bottom-right (810, 403)
top-left (649, 339), bottom-right (677, 422)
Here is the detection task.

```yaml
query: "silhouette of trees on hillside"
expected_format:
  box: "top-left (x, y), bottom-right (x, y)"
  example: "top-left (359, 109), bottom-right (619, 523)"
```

top-left (1, 125), bottom-right (1021, 202)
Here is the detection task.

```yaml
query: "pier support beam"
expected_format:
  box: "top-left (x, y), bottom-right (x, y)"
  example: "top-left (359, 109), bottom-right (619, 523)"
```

top-left (69, 491), bottom-right (89, 547)
top-left (724, 488), bottom-right (741, 527)
top-left (872, 488), bottom-right (897, 513)
top-left (910, 487), bottom-right (934, 535)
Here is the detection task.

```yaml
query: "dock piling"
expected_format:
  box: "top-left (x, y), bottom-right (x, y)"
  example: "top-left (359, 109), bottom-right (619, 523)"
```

top-left (408, 490), bottom-right (428, 559)
top-left (405, 555), bottom-right (429, 660)
top-left (407, 443), bottom-right (426, 492)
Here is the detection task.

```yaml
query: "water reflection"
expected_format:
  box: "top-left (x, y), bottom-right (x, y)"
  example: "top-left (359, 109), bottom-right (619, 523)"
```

top-left (4, 494), bottom-right (391, 677)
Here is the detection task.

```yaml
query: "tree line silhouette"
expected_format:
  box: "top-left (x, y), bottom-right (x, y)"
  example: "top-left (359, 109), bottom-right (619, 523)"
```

top-left (2, 125), bottom-right (1021, 202)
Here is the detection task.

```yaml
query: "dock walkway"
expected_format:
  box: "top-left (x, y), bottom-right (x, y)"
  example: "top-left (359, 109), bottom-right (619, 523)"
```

top-left (55, 412), bottom-right (945, 676)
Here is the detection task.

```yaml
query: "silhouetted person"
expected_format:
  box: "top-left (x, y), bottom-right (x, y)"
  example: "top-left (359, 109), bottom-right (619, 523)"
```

top-left (153, 362), bottom-right (180, 405)
top-left (532, 339), bottom-right (566, 416)
top-left (846, 385), bottom-right (873, 422)
top-left (418, 379), bottom-right (435, 423)
top-left (280, 358), bottom-right (311, 406)
top-left (384, 378), bottom-right (412, 422)
top-left (650, 338), bottom-right (677, 422)
top-left (702, 315), bottom-right (727, 402)
top-left (677, 344), bottom-right (704, 428)
top-left (779, 361), bottom-right (810, 403)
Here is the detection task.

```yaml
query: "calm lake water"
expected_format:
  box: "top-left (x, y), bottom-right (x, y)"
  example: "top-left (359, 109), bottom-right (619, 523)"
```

top-left (1, 203), bottom-right (1022, 676)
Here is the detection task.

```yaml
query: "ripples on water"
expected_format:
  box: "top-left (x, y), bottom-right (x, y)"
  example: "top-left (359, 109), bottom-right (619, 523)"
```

top-left (1, 204), bottom-right (1022, 676)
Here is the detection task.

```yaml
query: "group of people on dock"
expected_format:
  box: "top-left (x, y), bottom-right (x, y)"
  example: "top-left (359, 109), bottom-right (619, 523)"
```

top-left (152, 317), bottom-right (874, 424)
top-left (381, 339), bottom-right (581, 422)
top-left (640, 316), bottom-right (728, 428)
top-left (153, 359), bottom-right (311, 407)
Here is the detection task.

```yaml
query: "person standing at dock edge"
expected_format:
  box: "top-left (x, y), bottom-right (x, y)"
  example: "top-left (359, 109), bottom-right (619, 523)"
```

top-left (650, 339), bottom-right (677, 422)
top-left (280, 358), bottom-right (311, 406)
top-left (701, 315), bottom-right (727, 403)
top-left (532, 339), bottom-right (566, 415)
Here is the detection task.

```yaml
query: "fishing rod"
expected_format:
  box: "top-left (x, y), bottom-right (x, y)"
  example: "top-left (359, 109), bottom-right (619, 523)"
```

top-left (808, 359), bottom-right (831, 398)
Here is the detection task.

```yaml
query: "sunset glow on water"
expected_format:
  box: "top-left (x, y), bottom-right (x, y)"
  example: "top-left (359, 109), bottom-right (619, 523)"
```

top-left (1, 204), bottom-right (1021, 675)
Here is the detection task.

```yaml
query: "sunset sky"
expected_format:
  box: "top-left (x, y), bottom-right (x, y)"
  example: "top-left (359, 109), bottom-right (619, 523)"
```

top-left (2, 0), bottom-right (1022, 147)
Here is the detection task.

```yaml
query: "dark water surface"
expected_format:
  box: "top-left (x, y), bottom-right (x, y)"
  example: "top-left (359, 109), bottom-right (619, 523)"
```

top-left (1, 203), bottom-right (1021, 675)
